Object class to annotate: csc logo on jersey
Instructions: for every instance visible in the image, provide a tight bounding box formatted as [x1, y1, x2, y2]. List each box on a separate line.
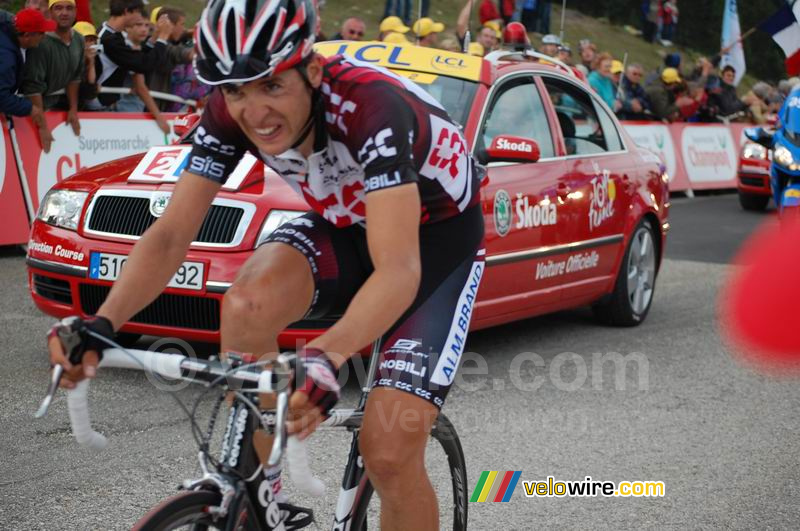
[358, 128, 398, 166]
[195, 126, 237, 157]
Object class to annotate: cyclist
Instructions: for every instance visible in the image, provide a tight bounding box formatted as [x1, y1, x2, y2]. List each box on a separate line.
[48, 0, 484, 528]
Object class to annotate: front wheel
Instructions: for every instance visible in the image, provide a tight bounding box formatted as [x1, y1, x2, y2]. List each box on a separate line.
[132, 490, 225, 531]
[351, 412, 468, 531]
[738, 191, 769, 211]
[593, 219, 658, 326]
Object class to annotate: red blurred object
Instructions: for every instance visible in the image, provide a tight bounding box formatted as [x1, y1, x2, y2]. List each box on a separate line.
[15, 7, 56, 33]
[478, 0, 500, 24]
[502, 22, 530, 51]
[75, 0, 93, 24]
[720, 218, 800, 369]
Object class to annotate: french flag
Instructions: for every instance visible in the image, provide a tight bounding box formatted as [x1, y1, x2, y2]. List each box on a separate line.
[759, 2, 800, 75]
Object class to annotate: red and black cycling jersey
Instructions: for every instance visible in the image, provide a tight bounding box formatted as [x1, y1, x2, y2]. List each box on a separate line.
[187, 55, 481, 226]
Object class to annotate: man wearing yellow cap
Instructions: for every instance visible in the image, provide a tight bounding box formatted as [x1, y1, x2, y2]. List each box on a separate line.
[413, 17, 444, 47]
[645, 67, 682, 122]
[21, 0, 84, 152]
[455, 0, 499, 54]
[378, 16, 409, 40]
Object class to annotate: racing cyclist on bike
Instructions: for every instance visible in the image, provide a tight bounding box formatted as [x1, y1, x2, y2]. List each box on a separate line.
[48, 0, 484, 528]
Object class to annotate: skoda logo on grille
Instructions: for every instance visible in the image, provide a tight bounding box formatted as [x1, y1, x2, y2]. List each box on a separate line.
[150, 192, 171, 217]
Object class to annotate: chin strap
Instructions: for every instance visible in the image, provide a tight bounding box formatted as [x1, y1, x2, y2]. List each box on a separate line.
[290, 63, 323, 150]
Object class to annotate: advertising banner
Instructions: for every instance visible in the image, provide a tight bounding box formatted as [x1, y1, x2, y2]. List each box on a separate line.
[12, 112, 179, 209]
[623, 122, 752, 192]
[0, 119, 33, 246]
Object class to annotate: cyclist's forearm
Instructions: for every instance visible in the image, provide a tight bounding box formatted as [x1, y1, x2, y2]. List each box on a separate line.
[308, 265, 420, 366]
[96, 225, 191, 330]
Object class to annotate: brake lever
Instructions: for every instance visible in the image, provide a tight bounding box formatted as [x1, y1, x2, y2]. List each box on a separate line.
[268, 354, 294, 466]
[35, 364, 64, 418]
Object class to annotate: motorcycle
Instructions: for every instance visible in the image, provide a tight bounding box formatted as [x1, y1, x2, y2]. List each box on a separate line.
[745, 89, 800, 217]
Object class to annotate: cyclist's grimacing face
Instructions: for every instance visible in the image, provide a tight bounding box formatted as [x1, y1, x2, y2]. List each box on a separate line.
[222, 57, 323, 156]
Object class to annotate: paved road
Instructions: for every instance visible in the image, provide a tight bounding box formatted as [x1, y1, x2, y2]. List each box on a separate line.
[1, 194, 797, 530]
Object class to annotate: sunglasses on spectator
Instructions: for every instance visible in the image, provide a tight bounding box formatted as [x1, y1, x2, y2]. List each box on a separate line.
[347, 31, 364, 37]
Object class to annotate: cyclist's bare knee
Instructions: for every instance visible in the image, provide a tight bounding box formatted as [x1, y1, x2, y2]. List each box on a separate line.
[359, 389, 437, 490]
[221, 243, 313, 349]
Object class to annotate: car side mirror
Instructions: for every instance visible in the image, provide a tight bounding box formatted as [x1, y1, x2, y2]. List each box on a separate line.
[173, 112, 202, 140]
[744, 127, 774, 150]
[486, 135, 540, 163]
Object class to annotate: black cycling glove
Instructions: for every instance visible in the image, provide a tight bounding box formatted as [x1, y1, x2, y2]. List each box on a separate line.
[48, 315, 115, 364]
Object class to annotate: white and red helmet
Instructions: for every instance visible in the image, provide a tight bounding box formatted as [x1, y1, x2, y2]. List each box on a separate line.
[194, 0, 318, 85]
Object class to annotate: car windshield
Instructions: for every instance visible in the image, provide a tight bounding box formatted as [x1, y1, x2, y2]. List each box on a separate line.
[400, 73, 478, 127]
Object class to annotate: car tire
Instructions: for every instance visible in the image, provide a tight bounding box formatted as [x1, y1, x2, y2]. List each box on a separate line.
[592, 219, 658, 327]
[738, 191, 769, 211]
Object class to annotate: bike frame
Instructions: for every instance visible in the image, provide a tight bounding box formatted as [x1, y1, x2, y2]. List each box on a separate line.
[207, 338, 383, 531]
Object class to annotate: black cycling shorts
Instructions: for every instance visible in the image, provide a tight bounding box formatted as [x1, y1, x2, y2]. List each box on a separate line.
[263, 205, 485, 409]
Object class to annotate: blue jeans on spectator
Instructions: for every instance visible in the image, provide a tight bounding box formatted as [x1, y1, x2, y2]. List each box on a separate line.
[384, 0, 419, 24]
[536, 0, 550, 34]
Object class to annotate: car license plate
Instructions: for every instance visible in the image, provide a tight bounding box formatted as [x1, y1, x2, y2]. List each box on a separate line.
[89, 253, 205, 291]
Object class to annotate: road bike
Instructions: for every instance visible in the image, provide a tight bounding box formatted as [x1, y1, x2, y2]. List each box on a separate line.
[37, 334, 469, 530]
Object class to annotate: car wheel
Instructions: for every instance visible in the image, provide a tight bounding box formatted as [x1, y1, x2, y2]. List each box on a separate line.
[738, 191, 769, 211]
[593, 219, 657, 327]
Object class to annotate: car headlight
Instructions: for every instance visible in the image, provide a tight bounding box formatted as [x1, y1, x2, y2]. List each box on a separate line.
[255, 209, 305, 248]
[36, 190, 88, 231]
[741, 142, 767, 160]
[774, 146, 798, 170]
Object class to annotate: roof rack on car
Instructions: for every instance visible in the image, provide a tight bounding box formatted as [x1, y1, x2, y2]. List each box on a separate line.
[484, 49, 578, 79]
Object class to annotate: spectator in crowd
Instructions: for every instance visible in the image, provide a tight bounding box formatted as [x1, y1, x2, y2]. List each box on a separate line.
[498, 0, 515, 24]
[645, 67, 682, 122]
[520, 0, 537, 33]
[114, 11, 169, 133]
[707, 64, 747, 118]
[22, 0, 84, 153]
[382, 31, 409, 44]
[24, 0, 50, 18]
[412, 17, 444, 47]
[658, 0, 678, 46]
[438, 36, 461, 52]
[588, 52, 619, 111]
[778, 78, 800, 101]
[676, 81, 706, 121]
[331, 17, 366, 41]
[72, 20, 97, 109]
[0, 8, 50, 120]
[477, 0, 500, 24]
[686, 56, 714, 86]
[557, 43, 572, 65]
[617, 63, 651, 120]
[644, 51, 680, 87]
[610, 59, 623, 86]
[378, 15, 409, 40]
[96, 0, 173, 109]
[576, 38, 596, 77]
[383, 0, 410, 26]
[456, 1, 500, 54]
[167, 60, 212, 112]
[742, 81, 774, 125]
[534, 0, 550, 34]
[539, 33, 559, 57]
[147, 6, 193, 110]
[641, 0, 659, 43]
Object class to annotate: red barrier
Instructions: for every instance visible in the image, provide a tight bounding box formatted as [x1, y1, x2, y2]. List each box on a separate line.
[0, 119, 33, 246]
[622, 121, 753, 193]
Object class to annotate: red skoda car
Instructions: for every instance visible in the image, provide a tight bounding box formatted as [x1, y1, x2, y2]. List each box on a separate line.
[27, 42, 670, 347]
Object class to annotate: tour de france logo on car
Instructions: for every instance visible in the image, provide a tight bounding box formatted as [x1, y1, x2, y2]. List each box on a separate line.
[589, 161, 616, 231]
[493, 189, 512, 237]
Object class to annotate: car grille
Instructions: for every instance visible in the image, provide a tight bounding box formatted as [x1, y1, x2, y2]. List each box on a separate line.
[86, 195, 244, 244]
[80, 284, 220, 331]
[741, 176, 765, 187]
[33, 274, 72, 304]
